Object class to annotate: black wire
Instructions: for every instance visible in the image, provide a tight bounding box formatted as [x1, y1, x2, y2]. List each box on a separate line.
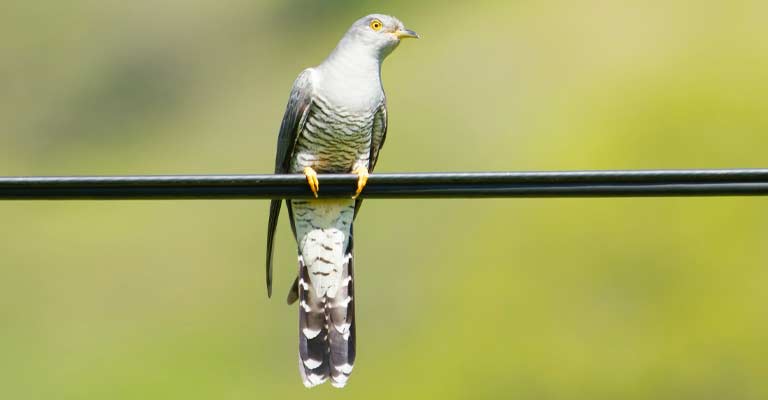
[1, 169, 768, 200]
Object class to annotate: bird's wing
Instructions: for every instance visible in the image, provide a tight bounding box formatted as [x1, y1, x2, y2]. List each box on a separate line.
[369, 101, 388, 172]
[353, 102, 388, 219]
[267, 68, 315, 297]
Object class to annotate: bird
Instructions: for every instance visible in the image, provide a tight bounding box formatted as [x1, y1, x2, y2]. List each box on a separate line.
[265, 14, 418, 388]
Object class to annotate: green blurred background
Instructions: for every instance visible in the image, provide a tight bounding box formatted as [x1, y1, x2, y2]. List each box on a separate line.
[2, 1, 767, 398]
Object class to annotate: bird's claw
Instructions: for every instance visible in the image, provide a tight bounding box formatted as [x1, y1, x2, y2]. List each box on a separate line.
[303, 167, 319, 198]
[351, 166, 369, 199]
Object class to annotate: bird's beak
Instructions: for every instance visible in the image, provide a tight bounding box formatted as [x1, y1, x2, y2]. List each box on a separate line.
[394, 28, 420, 39]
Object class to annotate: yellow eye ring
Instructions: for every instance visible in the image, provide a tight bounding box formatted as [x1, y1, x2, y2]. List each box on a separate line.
[370, 19, 383, 31]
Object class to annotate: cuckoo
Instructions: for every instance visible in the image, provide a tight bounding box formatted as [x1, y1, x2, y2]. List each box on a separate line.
[265, 14, 418, 388]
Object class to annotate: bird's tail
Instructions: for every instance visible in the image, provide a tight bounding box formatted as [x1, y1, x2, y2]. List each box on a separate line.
[297, 233, 356, 388]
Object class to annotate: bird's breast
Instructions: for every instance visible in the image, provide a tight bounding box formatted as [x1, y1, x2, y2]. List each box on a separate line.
[313, 66, 384, 113]
[291, 95, 377, 173]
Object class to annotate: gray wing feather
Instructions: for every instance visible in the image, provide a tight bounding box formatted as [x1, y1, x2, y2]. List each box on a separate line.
[266, 69, 314, 297]
[353, 102, 387, 219]
[369, 102, 388, 172]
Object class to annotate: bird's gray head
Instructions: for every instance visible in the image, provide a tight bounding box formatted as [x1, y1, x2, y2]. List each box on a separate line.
[338, 14, 419, 61]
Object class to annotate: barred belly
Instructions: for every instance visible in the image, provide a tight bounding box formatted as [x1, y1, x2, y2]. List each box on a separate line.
[291, 198, 355, 298]
[290, 96, 374, 174]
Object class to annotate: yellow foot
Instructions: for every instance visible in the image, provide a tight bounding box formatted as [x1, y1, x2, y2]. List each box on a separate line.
[351, 166, 369, 199]
[303, 167, 319, 198]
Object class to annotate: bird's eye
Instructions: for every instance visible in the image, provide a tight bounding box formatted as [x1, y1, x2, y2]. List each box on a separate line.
[370, 19, 383, 31]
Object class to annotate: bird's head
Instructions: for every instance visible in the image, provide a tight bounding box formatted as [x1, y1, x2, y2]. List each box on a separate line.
[341, 14, 419, 60]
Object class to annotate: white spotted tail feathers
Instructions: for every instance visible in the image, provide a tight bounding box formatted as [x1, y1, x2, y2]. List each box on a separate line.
[295, 233, 356, 388]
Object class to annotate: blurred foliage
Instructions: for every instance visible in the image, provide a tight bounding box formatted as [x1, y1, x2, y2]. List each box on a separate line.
[1, 1, 768, 399]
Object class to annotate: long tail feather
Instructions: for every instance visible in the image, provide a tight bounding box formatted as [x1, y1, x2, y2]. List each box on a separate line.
[298, 256, 330, 387]
[265, 199, 281, 298]
[328, 250, 355, 387]
[296, 228, 356, 388]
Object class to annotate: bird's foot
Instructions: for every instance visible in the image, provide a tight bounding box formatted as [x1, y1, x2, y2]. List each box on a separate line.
[303, 167, 319, 198]
[351, 166, 369, 199]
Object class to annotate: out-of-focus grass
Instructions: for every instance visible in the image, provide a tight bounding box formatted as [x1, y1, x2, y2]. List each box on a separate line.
[1, 1, 767, 399]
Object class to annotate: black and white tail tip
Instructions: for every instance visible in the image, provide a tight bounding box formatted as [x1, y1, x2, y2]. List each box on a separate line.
[297, 253, 356, 388]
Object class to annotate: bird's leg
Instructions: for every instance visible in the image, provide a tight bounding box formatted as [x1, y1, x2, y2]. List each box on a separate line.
[303, 167, 319, 198]
[351, 166, 369, 199]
